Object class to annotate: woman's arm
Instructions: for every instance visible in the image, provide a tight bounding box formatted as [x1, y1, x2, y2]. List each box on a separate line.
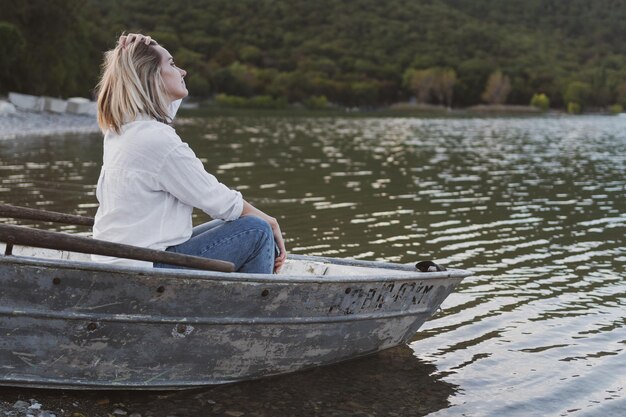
[157, 139, 285, 272]
[241, 200, 286, 273]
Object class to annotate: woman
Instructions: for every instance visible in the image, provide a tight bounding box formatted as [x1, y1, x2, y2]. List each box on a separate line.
[92, 33, 286, 273]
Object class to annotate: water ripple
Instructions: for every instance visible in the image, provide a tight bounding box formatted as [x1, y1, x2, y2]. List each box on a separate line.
[1, 115, 624, 416]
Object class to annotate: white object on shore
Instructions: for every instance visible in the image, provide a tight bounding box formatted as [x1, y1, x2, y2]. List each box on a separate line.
[180, 100, 199, 109]
[43, 97, 67, 113]
[67, 97, 96, 115]
[9, 92, 44, 111]
[0, 100, 17, 116]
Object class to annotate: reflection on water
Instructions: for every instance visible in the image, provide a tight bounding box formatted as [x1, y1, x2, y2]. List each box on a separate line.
[0, 115, 624, 416]
[0, 346, 455, 416]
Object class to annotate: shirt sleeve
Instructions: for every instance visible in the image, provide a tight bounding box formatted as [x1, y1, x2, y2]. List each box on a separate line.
[157, 142, 243, 221]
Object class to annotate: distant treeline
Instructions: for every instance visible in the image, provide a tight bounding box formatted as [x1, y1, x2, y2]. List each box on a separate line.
[2, 0, 626, 110]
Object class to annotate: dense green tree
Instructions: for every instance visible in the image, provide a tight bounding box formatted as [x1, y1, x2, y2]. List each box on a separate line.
[0, 22, 25, 91]
[564, 81, 592, 109]
[433, 68, 457, 107]
[403, 67, 456, 106]
[455, 59, 493, 107]
[530, 93, 550, 111]
[0, 0, 104, 96]
[2, 0, 626, 110]
[482, 71, 511, 105]
[403, 68, 436, 103]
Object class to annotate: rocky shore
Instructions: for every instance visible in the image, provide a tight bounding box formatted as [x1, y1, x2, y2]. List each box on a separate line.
[0, 109, 100, 140]
[0, 398, 57, 417]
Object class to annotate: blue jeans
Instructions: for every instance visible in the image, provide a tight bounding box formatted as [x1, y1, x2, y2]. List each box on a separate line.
[154, 216, 276, 273]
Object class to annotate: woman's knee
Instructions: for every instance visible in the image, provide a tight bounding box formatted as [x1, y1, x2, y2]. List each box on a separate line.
[238, 216, 273, 245]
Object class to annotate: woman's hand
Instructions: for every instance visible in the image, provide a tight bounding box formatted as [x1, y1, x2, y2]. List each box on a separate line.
[118, 33, 153, 48]
[241, 201, 287, 273]
[266, 215, 287, 273]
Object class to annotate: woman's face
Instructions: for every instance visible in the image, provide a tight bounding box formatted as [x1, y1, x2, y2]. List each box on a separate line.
[156, 45, 188, 101]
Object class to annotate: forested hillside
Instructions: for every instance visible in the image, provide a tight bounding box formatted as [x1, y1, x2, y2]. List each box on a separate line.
[1, 0, 626, 109]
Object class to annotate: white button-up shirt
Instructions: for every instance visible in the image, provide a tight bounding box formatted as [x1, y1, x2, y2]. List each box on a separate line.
[92, 101, 243, 267]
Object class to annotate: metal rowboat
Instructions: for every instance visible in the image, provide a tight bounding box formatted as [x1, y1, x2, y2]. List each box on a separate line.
[0, 205, 471, 389]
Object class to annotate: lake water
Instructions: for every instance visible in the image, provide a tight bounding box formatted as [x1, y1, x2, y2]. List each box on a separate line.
[0, 114, 624, 416]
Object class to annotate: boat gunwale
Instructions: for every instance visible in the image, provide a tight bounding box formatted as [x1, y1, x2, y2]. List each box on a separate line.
[0, 253, 472, 284]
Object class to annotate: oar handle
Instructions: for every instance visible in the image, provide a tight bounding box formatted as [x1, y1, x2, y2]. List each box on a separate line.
[0, 223, 235, 273]
[0, 203, 94, 226]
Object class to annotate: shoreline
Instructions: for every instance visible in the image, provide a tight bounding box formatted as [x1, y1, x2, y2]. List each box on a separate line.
[0, 109, 100, 141]
[1, 105, 622, 141]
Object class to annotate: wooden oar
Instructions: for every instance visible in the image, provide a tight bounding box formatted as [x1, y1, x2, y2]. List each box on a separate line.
[0, 204, 235, 273]
[0, 203, 94, 226]
[0, 224, 235, 272]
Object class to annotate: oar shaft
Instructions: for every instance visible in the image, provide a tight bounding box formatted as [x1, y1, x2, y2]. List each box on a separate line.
[0, 203, 94, 226]
[0, 224, 235, 273]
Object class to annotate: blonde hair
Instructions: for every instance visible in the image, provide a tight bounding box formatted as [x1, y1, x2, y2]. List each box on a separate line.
[96, 36, 172, 134]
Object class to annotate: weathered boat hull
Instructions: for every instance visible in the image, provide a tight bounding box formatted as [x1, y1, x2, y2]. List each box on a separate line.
[0, 251, 470, 389]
